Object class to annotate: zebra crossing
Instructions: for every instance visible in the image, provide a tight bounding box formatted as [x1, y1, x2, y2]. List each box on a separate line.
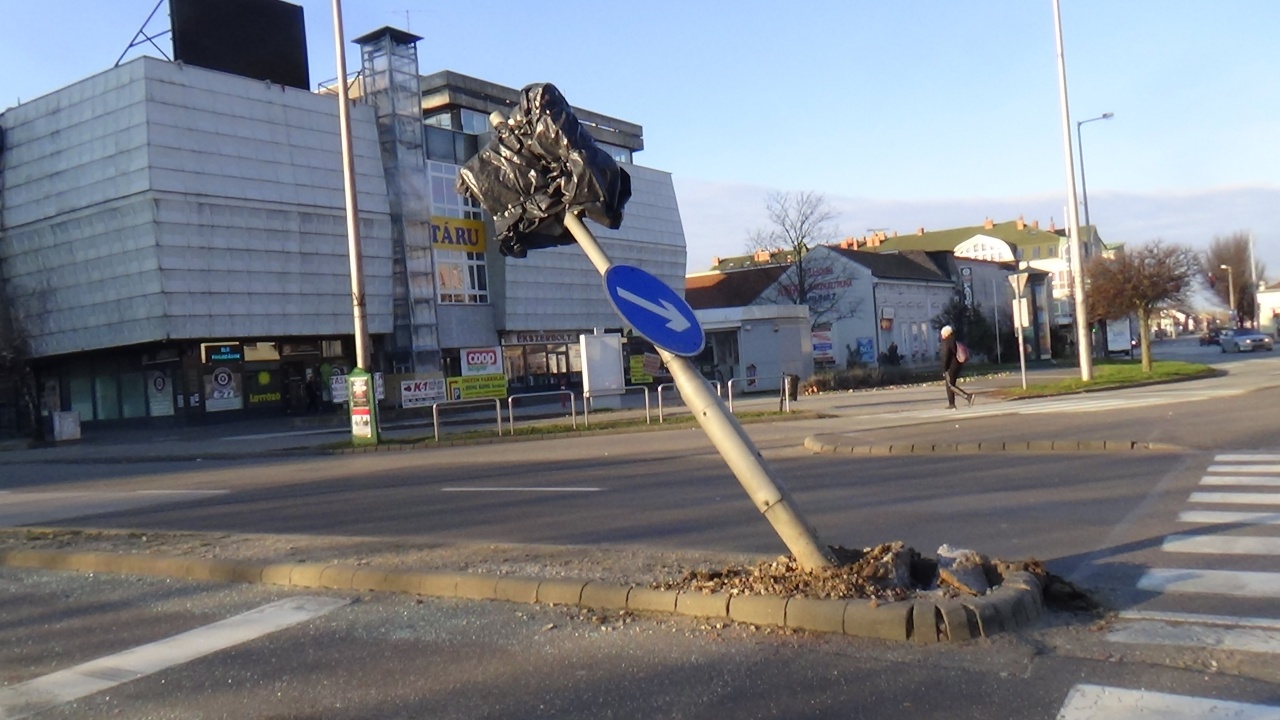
[1061, 453, 1280, 718]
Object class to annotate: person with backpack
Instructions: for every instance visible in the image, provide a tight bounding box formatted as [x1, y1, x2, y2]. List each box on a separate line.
[939, 325, 973, 409]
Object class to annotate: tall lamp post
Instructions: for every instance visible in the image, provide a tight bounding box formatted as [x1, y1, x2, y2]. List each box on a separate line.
[1220, 264, 1235, 323]
[1052, 0, 1093, 381]
[1076, 112, 1113, 230]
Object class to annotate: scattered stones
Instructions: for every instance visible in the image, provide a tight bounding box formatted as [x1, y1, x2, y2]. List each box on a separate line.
[936, 544, 990, 596]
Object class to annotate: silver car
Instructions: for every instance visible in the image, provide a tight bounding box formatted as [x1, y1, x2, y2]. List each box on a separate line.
[1221, 328, 1275, 353]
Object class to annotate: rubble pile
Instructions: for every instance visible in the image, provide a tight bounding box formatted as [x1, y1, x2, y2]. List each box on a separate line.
[653, 541, 1099, 611]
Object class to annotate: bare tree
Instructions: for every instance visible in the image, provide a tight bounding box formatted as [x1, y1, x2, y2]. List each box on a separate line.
[1086, 240, 1202, 372]
[747, 191, 862, 328]
[1206, 232, 1264, 326]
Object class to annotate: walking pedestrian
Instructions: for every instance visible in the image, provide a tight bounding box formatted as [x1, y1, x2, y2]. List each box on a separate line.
[940, 325, 973, 409]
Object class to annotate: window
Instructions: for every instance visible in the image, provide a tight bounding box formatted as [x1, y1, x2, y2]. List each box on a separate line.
[437, 251, 488, 304]
[598, 142, 632, 164]
[1032, 247, 1041, 259]
[460, 108, 490, 135]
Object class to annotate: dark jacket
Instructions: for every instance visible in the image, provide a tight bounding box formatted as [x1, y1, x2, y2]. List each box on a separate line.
[940, 335, 960, 373]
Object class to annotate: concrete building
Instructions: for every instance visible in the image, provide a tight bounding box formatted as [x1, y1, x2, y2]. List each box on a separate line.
[0, 28, 686, 432]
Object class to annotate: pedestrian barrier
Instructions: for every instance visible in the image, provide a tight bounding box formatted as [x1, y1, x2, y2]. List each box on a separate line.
[727, 375, 793, 413]
[657, 380, 721, 423]
[432, 398, 503, 441]
[507, 390, 577, 431]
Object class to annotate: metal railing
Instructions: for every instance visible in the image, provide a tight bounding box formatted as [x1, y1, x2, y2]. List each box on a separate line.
[507, 390, 577, 431]
[582, 385, 651, 427]
[727, 375, 793, 413]
[431, 398, 503, 441]
[657, 380, 721, 423]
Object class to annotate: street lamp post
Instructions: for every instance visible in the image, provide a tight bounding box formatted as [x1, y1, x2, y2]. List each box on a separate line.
[1076, 112, 1113, 230]
[1052, 0, 1093, 381]
[1220, 264, 1235, 322]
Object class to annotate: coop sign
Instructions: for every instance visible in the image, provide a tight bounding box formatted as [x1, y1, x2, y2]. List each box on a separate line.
[430, 217, 487, 252]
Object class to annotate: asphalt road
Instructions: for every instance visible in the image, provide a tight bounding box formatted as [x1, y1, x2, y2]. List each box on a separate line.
[2, 336, 1279, 718]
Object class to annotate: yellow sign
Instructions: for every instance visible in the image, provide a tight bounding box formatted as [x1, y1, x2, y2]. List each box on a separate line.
[628, 355, 652, 384]
[446, 373, 508, 400]
[430, 217, 486, 252]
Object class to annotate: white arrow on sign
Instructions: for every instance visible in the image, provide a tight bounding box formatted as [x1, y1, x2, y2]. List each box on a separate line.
[616, 287, 692, 332]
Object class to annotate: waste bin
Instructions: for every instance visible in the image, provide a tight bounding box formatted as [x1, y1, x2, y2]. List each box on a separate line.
[785, 374, 800, 401]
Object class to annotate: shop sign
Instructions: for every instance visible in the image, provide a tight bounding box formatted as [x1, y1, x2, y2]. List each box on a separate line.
[446, 373, 508, 400]
[462, 346, 503, 376]
[430, 217, 487, 252]
[207, 344, 243, 363]
[502, 331, 583, 345]
[401, 378, 446, 408]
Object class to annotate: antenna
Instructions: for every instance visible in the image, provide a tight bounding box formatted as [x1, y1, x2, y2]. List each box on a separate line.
[115, 0, 172, 67]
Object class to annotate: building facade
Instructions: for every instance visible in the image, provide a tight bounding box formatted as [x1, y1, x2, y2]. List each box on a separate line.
[0, 30, 687, 432]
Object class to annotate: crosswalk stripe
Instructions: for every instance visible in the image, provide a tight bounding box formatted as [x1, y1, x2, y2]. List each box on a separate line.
[1118, 610, 1280, 630]
[1163, 534, 1280, 555]
[1208, 464, 1280, 474]
[1189, 491, 1280, 505]
[0, 596, 348, 720]
[1201, 476, 1280, 487]
[1216, 454, 1280, 462]
[1180, 510, 1280, 525]
[1108, 621, 1280, 656]
[1137, 568, 1280, 598]
[1057, 684, 1280, 719]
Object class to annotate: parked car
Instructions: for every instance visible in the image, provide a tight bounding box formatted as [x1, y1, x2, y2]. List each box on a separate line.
[1199, 329, 1222, 346]
[1221, 328, 1275, 353]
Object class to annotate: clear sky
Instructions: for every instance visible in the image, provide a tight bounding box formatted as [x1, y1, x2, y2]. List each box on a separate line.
[3, 1, 1277, 276]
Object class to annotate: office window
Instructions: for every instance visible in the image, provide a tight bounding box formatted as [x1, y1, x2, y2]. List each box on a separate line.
[437, 251, 488, 304]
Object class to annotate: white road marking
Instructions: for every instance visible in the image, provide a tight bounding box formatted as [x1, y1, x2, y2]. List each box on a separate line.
[0, 596, 347, 720]
[1208, 464, 1280, 474]
[440, 487, 602, 492]
[1215, 454, 1280, 462]
[0, 491, 229, 527]
[1108, 620, 1280, 655]
[1189, 491, 1280, 505]
[1201, 475, 1280, 486]
[1056, 683, 1280, 719]
[1180, 510, 1280, 525]
[1137, 568, 1280, 598]
[1163, 533, 1280, 556]
[1118, 610, 1280, 631]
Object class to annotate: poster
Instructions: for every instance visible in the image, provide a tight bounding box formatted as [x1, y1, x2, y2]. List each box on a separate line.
[401, 378, 446, 408]
[203, 367, 242, 412]
[445, 373, 508, 400]
[146, 370, 175, 416]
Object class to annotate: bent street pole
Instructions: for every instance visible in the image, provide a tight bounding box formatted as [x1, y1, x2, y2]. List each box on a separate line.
[332, 0, 371, 371]
[563, 213, 835, 570]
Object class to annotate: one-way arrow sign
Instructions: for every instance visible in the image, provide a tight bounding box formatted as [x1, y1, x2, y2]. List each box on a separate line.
[603, 264, 704, 356]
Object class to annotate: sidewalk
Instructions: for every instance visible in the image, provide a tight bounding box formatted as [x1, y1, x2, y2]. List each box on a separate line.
[0, 363, 1079, 464]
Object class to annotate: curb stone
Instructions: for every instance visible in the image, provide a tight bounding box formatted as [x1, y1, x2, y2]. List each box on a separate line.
[0, 549, 1046, 643]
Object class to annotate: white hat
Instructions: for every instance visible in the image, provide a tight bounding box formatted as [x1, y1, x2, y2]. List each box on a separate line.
[941, 325, 954, 338]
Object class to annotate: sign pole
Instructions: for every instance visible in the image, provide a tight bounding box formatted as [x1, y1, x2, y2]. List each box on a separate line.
[1009, 272, 1029, 390]
[563, 213, 835, 570]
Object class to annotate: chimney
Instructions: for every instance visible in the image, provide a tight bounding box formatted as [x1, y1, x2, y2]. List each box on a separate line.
[892, 230, 898, 237]
[754, 249, 771, 262]
[711, 256, 721, 266]
[868, 235, 881, 248]
[1016, 216, 1025, 230]
[1031, 219, 1040, 229]
[983, 217, 995, 230]
[1048, 218, 1057, 232]
[917, 227, 925, 236]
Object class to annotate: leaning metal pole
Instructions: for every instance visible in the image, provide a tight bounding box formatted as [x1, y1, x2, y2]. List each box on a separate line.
[562, 212, 835, 570]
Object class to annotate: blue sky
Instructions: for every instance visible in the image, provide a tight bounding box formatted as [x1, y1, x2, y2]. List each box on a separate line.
[3, 1, 1277, 276]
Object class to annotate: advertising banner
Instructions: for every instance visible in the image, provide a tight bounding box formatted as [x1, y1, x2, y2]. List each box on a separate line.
[146, 370, 175, 417]
[628, 355, 652, 384]
[446, 373, 508, 400]
[203, 367, 242, 412]
[811, 330, 834, 363]
[401, 378, 447, 408]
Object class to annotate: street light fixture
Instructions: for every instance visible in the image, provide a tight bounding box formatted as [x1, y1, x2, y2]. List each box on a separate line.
[1220, 264, 1235, 320]
[1076, 112, 1113, 230]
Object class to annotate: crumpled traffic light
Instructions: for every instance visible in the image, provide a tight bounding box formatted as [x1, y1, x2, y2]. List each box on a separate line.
[456, 83, 632, 258]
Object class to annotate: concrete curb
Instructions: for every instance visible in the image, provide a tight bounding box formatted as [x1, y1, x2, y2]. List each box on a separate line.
[0, 548, 1045, 643]
[804, 435, 1186, 455]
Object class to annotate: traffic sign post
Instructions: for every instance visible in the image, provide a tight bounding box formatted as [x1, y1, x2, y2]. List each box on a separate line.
[564, 212, 834, 570]
[1008, 272, 1030, 390]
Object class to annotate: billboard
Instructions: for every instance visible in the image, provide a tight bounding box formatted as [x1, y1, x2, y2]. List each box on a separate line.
[170, 0, 310, 91]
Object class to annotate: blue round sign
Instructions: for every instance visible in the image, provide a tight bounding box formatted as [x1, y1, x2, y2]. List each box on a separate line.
[603, 265, 704, 356]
